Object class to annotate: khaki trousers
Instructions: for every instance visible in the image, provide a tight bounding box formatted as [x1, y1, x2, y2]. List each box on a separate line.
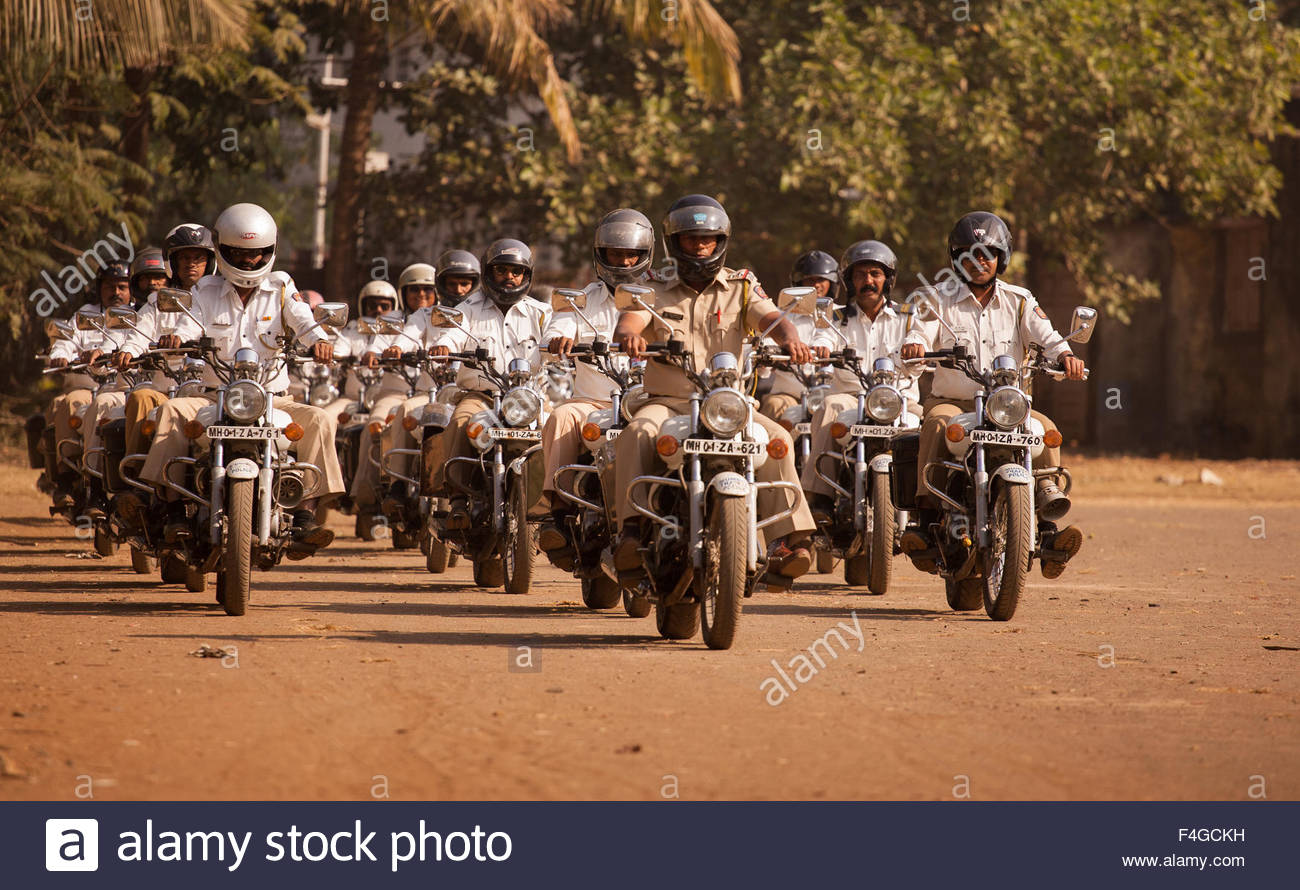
[83, 390, 126, 459]
[141, 394, 344, 501]
[916, 397, 1062, 501]
[421, 393, 492, 494]
[798, 392, 859, 497]
[50, 389, 92, 453]
[125, 389, 169, 455]
[613, 396, 815, 545]
[758, 391, 799, 424]
[351, 392, 408, 509]
[541, 398, 606, 498]
[386, 394, 436, 479]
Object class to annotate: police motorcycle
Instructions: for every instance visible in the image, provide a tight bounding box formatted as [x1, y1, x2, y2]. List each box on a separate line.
[331, 325, 387, 529]
[618, 284, 810, 650]
[544, 288, 650, 611]
[37, 312, 109, 527]
[899, 299, 1096, 620]
[418, 306, 548, 593]
[802, 297, 920, 595]
[131, 287, 349, 615]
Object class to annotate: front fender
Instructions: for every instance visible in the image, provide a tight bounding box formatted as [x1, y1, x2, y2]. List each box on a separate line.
[869, 453, 892, 473]
[992, 463, 1032, 485]
[708, 471, 749, 497]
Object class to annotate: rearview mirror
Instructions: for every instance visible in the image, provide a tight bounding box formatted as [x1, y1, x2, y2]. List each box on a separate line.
[106, 306, 139, 329]
[75, 306, 104, 331]
[155, 287, 193, 313]
[313, 302, 349, 329]
[778, 286, 818, 317]
[902, 290, 940, 321]
[356, 316, 378, 336]
[551, 288, 587, 312]
[425, 306, 463, 329]
[1065, 305, 1097, 344]
[613, 283, 654, 312]
[44, 319, 74, 342]
[814, 296, 836, 329]
[376, 311, 406, 336]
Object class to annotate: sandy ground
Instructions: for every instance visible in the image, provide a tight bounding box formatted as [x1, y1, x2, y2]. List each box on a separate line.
[0, 455, 1296, 801]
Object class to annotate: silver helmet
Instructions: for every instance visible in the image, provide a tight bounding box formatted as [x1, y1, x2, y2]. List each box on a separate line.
[593, 208, 653, 290]
[213, 203, 277, 288]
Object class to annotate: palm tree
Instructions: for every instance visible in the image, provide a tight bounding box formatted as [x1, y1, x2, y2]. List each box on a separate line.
[321, 0, 741, 299]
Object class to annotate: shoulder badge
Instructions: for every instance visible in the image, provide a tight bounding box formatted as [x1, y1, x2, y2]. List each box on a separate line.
[1033, 306, 1048, 320]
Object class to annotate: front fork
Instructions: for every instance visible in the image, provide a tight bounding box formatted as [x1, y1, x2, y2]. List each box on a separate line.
[492, 444, 506, 535]
[209, 392, 227, 546]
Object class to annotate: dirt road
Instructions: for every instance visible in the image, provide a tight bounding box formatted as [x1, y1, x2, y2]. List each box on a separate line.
[1, 457, 1297, 801]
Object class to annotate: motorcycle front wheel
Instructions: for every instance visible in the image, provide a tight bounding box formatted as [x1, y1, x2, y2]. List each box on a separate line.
[623, 587, 651, 618]
[655, 601, 699, 640]
[426, 533, 451, 574]
[867, 470, 895, 596]
[502, 478, 535, 595]
[219, 476, 254, 616]
[129, 545, 154, 574]
[581, 575, 622, 610]
[93, 522, 116, 557]
[699, 496, 746, 650]
[983, 482, 1032, 621]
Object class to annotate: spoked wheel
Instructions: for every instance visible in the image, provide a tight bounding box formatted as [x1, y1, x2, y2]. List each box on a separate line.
[699, 496, 747, 650]
[129, 546, 154, 574]
[473, 556, 505, 588]
[654, 600, 699, 640]
[945, 577, 983, 611]
[221, 476, 254, 616]
[982, 482, 1033, 621]
[502, 478, 535, 595]
[867, 471, 895, 596]
[581, 575, 622, 610]
[623, 587, 651, 618]
[93, 522, 116, 557]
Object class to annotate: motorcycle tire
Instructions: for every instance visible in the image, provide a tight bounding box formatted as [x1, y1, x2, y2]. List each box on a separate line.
[867, 470, 895, 596]
[93, 522, 116, 558]
[815, 550, 837, 574]
[945, 577, 983, 611]
[129, 546, 154, 575]
[426, 535, 451, 574]
[655, 601, 700, 641]
[983, 482, 1033, 621]
[448, 552, 460, 568]
[160, 553, 187, 584]
[221, 476, 254, 616]
[473, 556, 505, 589]
[391, 526, 419, 551]
[623, 588, 651, 618]
[502, 479, 535, 595]
[185, 566, 206, 593]
[581, 575, 622, 610]
[700, 496, 746, 650]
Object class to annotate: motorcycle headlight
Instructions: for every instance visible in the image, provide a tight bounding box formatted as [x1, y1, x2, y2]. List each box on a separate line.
[225, 380, 267, 423]
[501, 387, 542, 427]
[804, 384, 829, 414]
[865, 385, 903, 424]
[308, 381, 337, 408]
[986, 386, 1030, 429]
[621, 384, 649, 423]
[701, 388, 748, 437]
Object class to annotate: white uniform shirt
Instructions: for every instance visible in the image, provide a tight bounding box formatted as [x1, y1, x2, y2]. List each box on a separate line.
[905, 280, 1070, 401]
[540, 281, 626, 402]
[429, 292, 552, 392]
[766, 313, 818, 398]
[50, 313, 130, 391]
[367, 306, 439, 396]
[813, 300, 926, 404]
[156, 271, 324, 394]
[121, 290, 191, 390]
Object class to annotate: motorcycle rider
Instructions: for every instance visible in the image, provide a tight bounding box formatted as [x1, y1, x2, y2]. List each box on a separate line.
[611, 194, 817, 579]
[137, 202, 344, 553]
[379, 250, 484, 491]
[902, 211, 1086, 578]
[44, 260, 132, 507]
[129, 248, 169, 306]
[757, 249, 836, 422]
[537, 208, 652, 562]
[418, 239, 551, 527]
[398, 262, 438, 315]
[800, 240, 928, 523]
[346, 278, 406, 533]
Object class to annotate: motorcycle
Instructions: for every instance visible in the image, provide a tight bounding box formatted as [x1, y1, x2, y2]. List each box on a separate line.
[805, 296, 920, 594]
[139, 287, 348, 615]
[898, 300, 1096, 620]
[545, 287, 647, 611]
[420, 305, 547, 594]
[617, 284, 811, 650]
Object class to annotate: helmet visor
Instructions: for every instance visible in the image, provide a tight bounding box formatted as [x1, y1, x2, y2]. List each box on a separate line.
[663, 205, 730, 238]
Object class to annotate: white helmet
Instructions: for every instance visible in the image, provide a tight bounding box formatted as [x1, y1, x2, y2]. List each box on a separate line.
[358, 279, 398, 317]
[213, 202, 277, 288]
[398, 263, 437, 291]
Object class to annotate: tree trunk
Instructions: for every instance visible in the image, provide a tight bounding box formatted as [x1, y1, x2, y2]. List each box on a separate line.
[122, 66, 155, 193]
[324, 12, 387, 302]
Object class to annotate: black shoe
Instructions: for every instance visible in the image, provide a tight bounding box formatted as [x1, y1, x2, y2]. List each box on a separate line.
[538, 511, 571, 552]
[808, 493, 835, 526]
[292, 509, 335, 550]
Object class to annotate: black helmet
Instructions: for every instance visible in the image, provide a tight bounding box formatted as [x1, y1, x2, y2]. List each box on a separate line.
[948, 211, 1012, 278]
[480, 239, 534, 307]
[95, 260, 130, 290]
[163, 223, 217, 279]
[790, 249, 839, 288]
[662, 194, 730, 281]
[130, 247, 168, 302]
[435, 249, 481, 306]
[593, 208, 654, 290]
[839, 240, 898, 302]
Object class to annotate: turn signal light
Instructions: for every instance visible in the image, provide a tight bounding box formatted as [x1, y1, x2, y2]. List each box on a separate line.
[466, 422, 485, 440]
[402, 416, 418, 432]
[830, 421, 849, 440]
[655, 435, 679, 457]
[141, 419, 157, 438]
[581, 422, 603, 442]
[385, 412, 396, 424]
[1043, 429, 1063, 448]
[338, 411, 352, 424]
[69, 415, 83, 430]
[284, 422, 305, 442]
[766, 438, 789, 460]
[183, 420, 205, 440]
[945, 423, 965, 443]
[367, 421, 384, 439]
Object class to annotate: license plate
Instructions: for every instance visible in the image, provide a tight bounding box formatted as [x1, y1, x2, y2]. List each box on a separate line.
[969, 429, 1042, 447]
[794, 423, 811, 436]
[606, 428, 622, 441]
[683, 438, 762, 456]
[849, 424, 897, 438]
[206, 426, 280, 440]
[488, 428, 542, 441]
